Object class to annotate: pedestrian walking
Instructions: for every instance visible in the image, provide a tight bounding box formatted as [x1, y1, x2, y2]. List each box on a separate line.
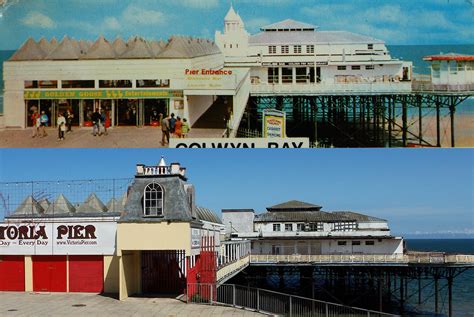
[31, 110, 40, 138]
[174, 116, 183, 138]
[169, 113, 176, 134]
[181, 118, 190, 138]
[39, 111, 49, 137]
[161, 115, 170, 146]
[100, 108, 108, 135]
[65, 109, 74, 133]
[57, 112, 66, 141]
[91, 108, 101, 136]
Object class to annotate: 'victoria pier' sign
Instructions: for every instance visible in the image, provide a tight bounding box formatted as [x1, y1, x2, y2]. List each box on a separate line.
[0, 222, 116, 255]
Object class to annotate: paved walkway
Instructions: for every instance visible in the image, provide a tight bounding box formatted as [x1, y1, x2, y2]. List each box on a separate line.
[0, 127, 225, 148]
[0, 292, 264, 316]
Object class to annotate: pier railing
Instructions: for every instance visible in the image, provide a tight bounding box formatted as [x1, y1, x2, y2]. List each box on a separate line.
[186, 283, 397, 317]
[250, 253, 474, 265]
[250, 82, 412, 95]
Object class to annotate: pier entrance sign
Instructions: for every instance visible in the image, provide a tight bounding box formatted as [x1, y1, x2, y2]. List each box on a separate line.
[263, 109, 286, 138]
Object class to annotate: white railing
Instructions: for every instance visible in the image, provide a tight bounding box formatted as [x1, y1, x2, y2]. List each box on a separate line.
[136, 165, 171, 176]
[250, 82, 412, 95]
[187, 283, 397, 316]
[216, 255, 250, 282]
[250, 253, 474, 265]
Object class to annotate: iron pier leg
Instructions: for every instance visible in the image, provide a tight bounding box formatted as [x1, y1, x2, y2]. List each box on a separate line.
[388, 98, 392, 147]
[402, 96, 407, 147]
[436, 98, 441, 147]
[448, 275, 453, 317]
[378, 274, 383, 312]
[435, 275, 439, 314]
[400, 274, 404, 314]
[418, 96, 423, 145]
[450, 97, 455, 148]
[418, 276, 422, 304]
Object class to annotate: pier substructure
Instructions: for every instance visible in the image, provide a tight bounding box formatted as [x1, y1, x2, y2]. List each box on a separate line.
[228, 264, 471, 316]
[240, 93, 471, 147]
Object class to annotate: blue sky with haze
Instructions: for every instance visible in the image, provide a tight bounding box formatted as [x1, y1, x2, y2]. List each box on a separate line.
[0, 0, 473, 50]
[0, 149, 473, 237]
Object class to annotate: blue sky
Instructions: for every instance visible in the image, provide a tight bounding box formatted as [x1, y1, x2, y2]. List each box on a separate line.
[0, 0, 473, 50]
[0, 149, 473, 237]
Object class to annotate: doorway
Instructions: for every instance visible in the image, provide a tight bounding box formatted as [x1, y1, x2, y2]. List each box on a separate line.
[115, 100, 138, 126]
[141, 250, 186, 295]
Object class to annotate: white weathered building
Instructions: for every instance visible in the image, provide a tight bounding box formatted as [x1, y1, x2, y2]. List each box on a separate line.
[423, 53, 474, 91]
[222, 200, 404, 255]
[215, 6, 412, 94]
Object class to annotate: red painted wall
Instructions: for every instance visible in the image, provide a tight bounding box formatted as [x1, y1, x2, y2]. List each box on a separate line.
[0, 255, 25, 291]
[32, 255, 67, 292]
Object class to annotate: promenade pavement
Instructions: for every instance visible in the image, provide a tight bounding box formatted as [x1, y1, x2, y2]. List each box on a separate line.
[0, 292, 264, 316]
[0, 127, 225, 148]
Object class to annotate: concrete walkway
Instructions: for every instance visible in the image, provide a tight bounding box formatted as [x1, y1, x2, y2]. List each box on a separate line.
[0, 292, 264, 316]
[0, 127, 225, 148]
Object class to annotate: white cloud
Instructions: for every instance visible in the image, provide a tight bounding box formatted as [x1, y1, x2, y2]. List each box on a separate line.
[21, 11, 56, 29]
[103, 17, 120, 31]
[179, 0, 219, 8]
[122, 5, 166, 26]
[246, 17, 271, 31]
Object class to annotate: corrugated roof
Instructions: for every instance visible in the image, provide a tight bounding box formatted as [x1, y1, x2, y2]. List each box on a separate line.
[38, 198, 50, 211]
[120, 36, 154, 59]
[267, 200, 322, 211]
[82, 36, 117, 59]
[261, 19, 317, 31]
[158, 36, 220, 59]
[222, 209, 255, 213]
[423, 53, 474, 61]
[46, 36, 82, 60]
[76, 193, 107, 213]
[13, 196, 44, 215]
[45, 193, 76, 214]
[196, 206, 222, 224]
[112, 37, 127, 55]
[255, 211, 347, 222]
[9, 35, 220, 61]
[9, 37, 47, 61]
[333, 211, 386, 222]
[250, 30, 384, 45]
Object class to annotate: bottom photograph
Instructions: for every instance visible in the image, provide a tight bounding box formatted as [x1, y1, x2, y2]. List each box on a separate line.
[0, 149, 472, 317]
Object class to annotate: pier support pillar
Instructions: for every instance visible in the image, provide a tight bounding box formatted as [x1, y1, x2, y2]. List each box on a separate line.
[418, 95, 423, 145]
[402, 96, 407, 147]
[434, 275, 439, 314]
[449, 97, 455, 148]
[448, 275, 453, 317]
[436, 98, 441, 147]
[400, 274, 404, 313]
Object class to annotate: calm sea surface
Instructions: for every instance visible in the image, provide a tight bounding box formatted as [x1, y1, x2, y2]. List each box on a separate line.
[1, 45, 473, 114]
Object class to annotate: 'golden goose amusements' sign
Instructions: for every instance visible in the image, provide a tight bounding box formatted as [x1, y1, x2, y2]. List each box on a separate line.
[0, 222, 116, 255]
[24, 90, 183, 100]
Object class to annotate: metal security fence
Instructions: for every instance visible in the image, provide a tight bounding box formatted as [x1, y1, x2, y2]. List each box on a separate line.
[0, 178, 133, 219]
[187, 283, 397, 317]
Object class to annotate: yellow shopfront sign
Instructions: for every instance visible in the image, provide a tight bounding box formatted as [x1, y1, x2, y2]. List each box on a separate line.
[24, 89, 183, 100]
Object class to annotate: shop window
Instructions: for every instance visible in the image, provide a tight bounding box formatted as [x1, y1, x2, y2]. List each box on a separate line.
[273, 224, 281, 232]
[62, 80, 95, 89]
[352, 66, 361, 70]
[143, 183, 164, 216]
[99, 80, 133, 88]
[137, 79, 170, 88]
[296, 68, 307, 83]
[306, 45, 314, 54]
[296, 223, 305, 231]
[25, 81, 39, 89]
[285, 224, 293, 231]
[269, 46, 277, 54]
[337, 66, 347, 71]
[268, 67, 279, 84]
[282, 67, 292, 83]
[365, 65, 375, 70]
[338, 241, 347, 246]
[352, 241, 361, 246]
[365, 241, 375, 246]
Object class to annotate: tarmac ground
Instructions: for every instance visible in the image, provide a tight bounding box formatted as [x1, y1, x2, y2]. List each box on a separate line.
[0, 292, 264, 316]
[0, 126, 225, 148]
